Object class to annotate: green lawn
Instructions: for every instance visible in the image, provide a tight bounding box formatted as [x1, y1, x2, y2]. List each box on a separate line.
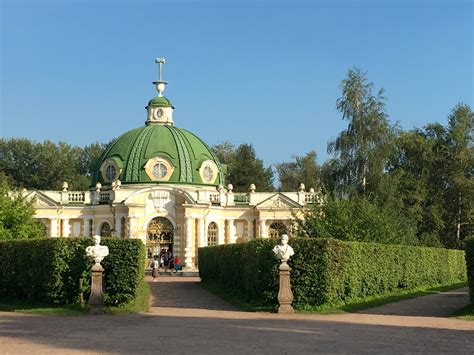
[451, 304, 474, 321]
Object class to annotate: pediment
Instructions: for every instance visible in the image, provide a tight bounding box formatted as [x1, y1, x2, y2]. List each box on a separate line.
[26, 191, 59, 207]
[256, 193, 302, 209]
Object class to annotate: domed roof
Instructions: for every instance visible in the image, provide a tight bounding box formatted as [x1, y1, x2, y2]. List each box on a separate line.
[147, 96, 173, 108]
[91, 125, 225, 187]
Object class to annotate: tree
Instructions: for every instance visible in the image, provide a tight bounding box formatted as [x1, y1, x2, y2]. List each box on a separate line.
[328, 67, 394, 196]
[444, 104, 474, 244]
[0, 138, 108, 191]
[294, 196, 417, 246]
[78, 142, 109, 177]
[0, 173, 45, 240]
[276, 150, 320, 191]
[212, 142, 275, 192]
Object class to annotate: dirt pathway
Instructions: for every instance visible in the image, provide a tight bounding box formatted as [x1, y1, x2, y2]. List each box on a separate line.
[358, 287, 470, 317]
[0, 276, 472, 354]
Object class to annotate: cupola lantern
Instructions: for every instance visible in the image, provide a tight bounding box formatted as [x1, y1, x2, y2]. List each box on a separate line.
[146, 57, 175, 126]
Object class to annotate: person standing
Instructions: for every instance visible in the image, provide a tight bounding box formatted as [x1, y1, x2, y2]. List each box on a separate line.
[173, 256, 181, 273]
[151, 257, 159, 282]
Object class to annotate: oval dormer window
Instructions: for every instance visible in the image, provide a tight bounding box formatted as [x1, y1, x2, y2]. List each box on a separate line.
[105, 164, 117, 181]
[199, 160, 218, 184]
[145, 157, 174, 182]
[152, 162, 168, 180]
[100, 158, 122, 183]
[203, 165, 214, 182]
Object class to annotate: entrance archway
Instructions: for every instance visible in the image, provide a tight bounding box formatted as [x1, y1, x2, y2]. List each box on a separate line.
[146, 217, 174, 261]
[268, 221, 287, 239]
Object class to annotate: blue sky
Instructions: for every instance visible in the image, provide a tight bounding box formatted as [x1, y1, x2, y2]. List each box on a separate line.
[1, 0, 472, 168]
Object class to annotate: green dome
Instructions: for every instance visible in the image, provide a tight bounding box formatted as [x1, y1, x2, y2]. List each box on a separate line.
[92, 125, 225, 186]
[147, 96, 173, 108]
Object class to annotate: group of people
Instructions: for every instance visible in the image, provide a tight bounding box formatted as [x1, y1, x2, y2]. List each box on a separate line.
[151, 251, 182, 281]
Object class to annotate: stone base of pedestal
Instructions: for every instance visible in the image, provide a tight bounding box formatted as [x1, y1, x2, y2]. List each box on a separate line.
[89, 263, 105, 314]
[278, 304, 295, 314]
[277, 261, 294, 314]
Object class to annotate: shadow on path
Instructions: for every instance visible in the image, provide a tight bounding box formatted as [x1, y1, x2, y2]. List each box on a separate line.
[358, 287, 470, 317]
[148, 275, 238, 311]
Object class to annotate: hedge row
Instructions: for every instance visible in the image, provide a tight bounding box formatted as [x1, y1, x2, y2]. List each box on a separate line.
[0, 237, 146, 306]
[465, 237, 474, 303]
[198, 238, 467, 308]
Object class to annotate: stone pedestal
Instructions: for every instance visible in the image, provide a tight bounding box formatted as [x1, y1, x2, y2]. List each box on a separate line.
[89, 263, 105, 314]
[277, 261, 294, 314]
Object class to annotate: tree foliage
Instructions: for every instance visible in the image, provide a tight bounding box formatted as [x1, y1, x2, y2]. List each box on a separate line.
[212, 142, 274, 192]
[328, 67, 394, 196]
[0, 138, 107, 190]
[276, 150, 320, 191]
[0, 173, 45, 240]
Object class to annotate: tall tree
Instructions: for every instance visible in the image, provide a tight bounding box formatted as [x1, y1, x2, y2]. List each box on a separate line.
[276, 150, 320, 191]
[0, 173, 45, 240]
[328, 67, 393, 195]
[445, 104, 474, 244]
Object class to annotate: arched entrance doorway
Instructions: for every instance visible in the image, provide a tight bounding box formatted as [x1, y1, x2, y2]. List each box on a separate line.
[146, 217, 174, 262]
[268, 221, 287, 239]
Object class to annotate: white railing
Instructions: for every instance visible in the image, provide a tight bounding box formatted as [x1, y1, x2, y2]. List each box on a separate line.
[68, 192, 85, 202]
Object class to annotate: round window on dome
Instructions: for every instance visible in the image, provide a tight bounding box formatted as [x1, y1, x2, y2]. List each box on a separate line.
[100, 158, 122, 183]
[152, 162, 168, 179]
[105, 164, 117, 181]
[203, 166, 214, 182]
[199, 160, 218, 184]
[145, 157, 174, 182]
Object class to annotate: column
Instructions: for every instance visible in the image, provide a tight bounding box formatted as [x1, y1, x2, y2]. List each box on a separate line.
[247, 219, 254, 240]
[114, 216, 122, 238]
[259, 218, 267, 238]
[62, 218, 70, 238]
[198, 218, 206, 247]
[226, 219, 236, 244]
[128, 217, 136, 238]
[217, 220, 225, 245]
[50, 218, 58, 238]
[83, 218, 91, 237]
[184, 216, 194, 268]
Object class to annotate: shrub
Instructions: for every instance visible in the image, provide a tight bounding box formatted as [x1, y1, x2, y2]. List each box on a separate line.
[295, 198, 418, 246]
[465, 237, 474, 303]
[0, 237, 145, 307]
[199, 238, 466, 309]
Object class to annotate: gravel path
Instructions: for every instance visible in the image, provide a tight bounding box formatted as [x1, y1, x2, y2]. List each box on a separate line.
[0, 276, 472, 354]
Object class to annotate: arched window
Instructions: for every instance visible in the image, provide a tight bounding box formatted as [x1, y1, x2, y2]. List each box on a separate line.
[268, 222, 287, 239]
[207, 222, 218, 246]
[100, 222, 111, 237]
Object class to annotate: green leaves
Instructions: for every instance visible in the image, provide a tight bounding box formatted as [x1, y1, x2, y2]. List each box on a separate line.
[0, 238, 145, 307]
[212, 142, 274, 192]
[198, 238, 466, 309]
[0, 174, 45, 240]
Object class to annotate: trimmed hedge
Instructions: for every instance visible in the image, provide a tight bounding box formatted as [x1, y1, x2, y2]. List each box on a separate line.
[199, 238, 467, 308]
[465, 237, 474, 303]
[0, 237, 145, 306]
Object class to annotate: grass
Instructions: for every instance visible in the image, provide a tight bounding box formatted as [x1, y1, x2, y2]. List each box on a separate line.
[451, 304, 474, 321]
[0, 281, 150, 315]
[201, 281, 468, 314]
[105, 280, 150, 314]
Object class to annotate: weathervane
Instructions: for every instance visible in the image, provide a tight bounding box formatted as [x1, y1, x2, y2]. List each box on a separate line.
[153, 57, 167, 97]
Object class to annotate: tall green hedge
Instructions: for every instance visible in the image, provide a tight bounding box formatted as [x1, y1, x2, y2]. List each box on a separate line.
[199, 238, 467, 308]
[465, 237, 474, 303]
[0, 237, 145, 306]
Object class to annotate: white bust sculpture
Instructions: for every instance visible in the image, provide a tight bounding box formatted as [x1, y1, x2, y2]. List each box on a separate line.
[86, 235, 109, 265]
[273, 234, 294, 262]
